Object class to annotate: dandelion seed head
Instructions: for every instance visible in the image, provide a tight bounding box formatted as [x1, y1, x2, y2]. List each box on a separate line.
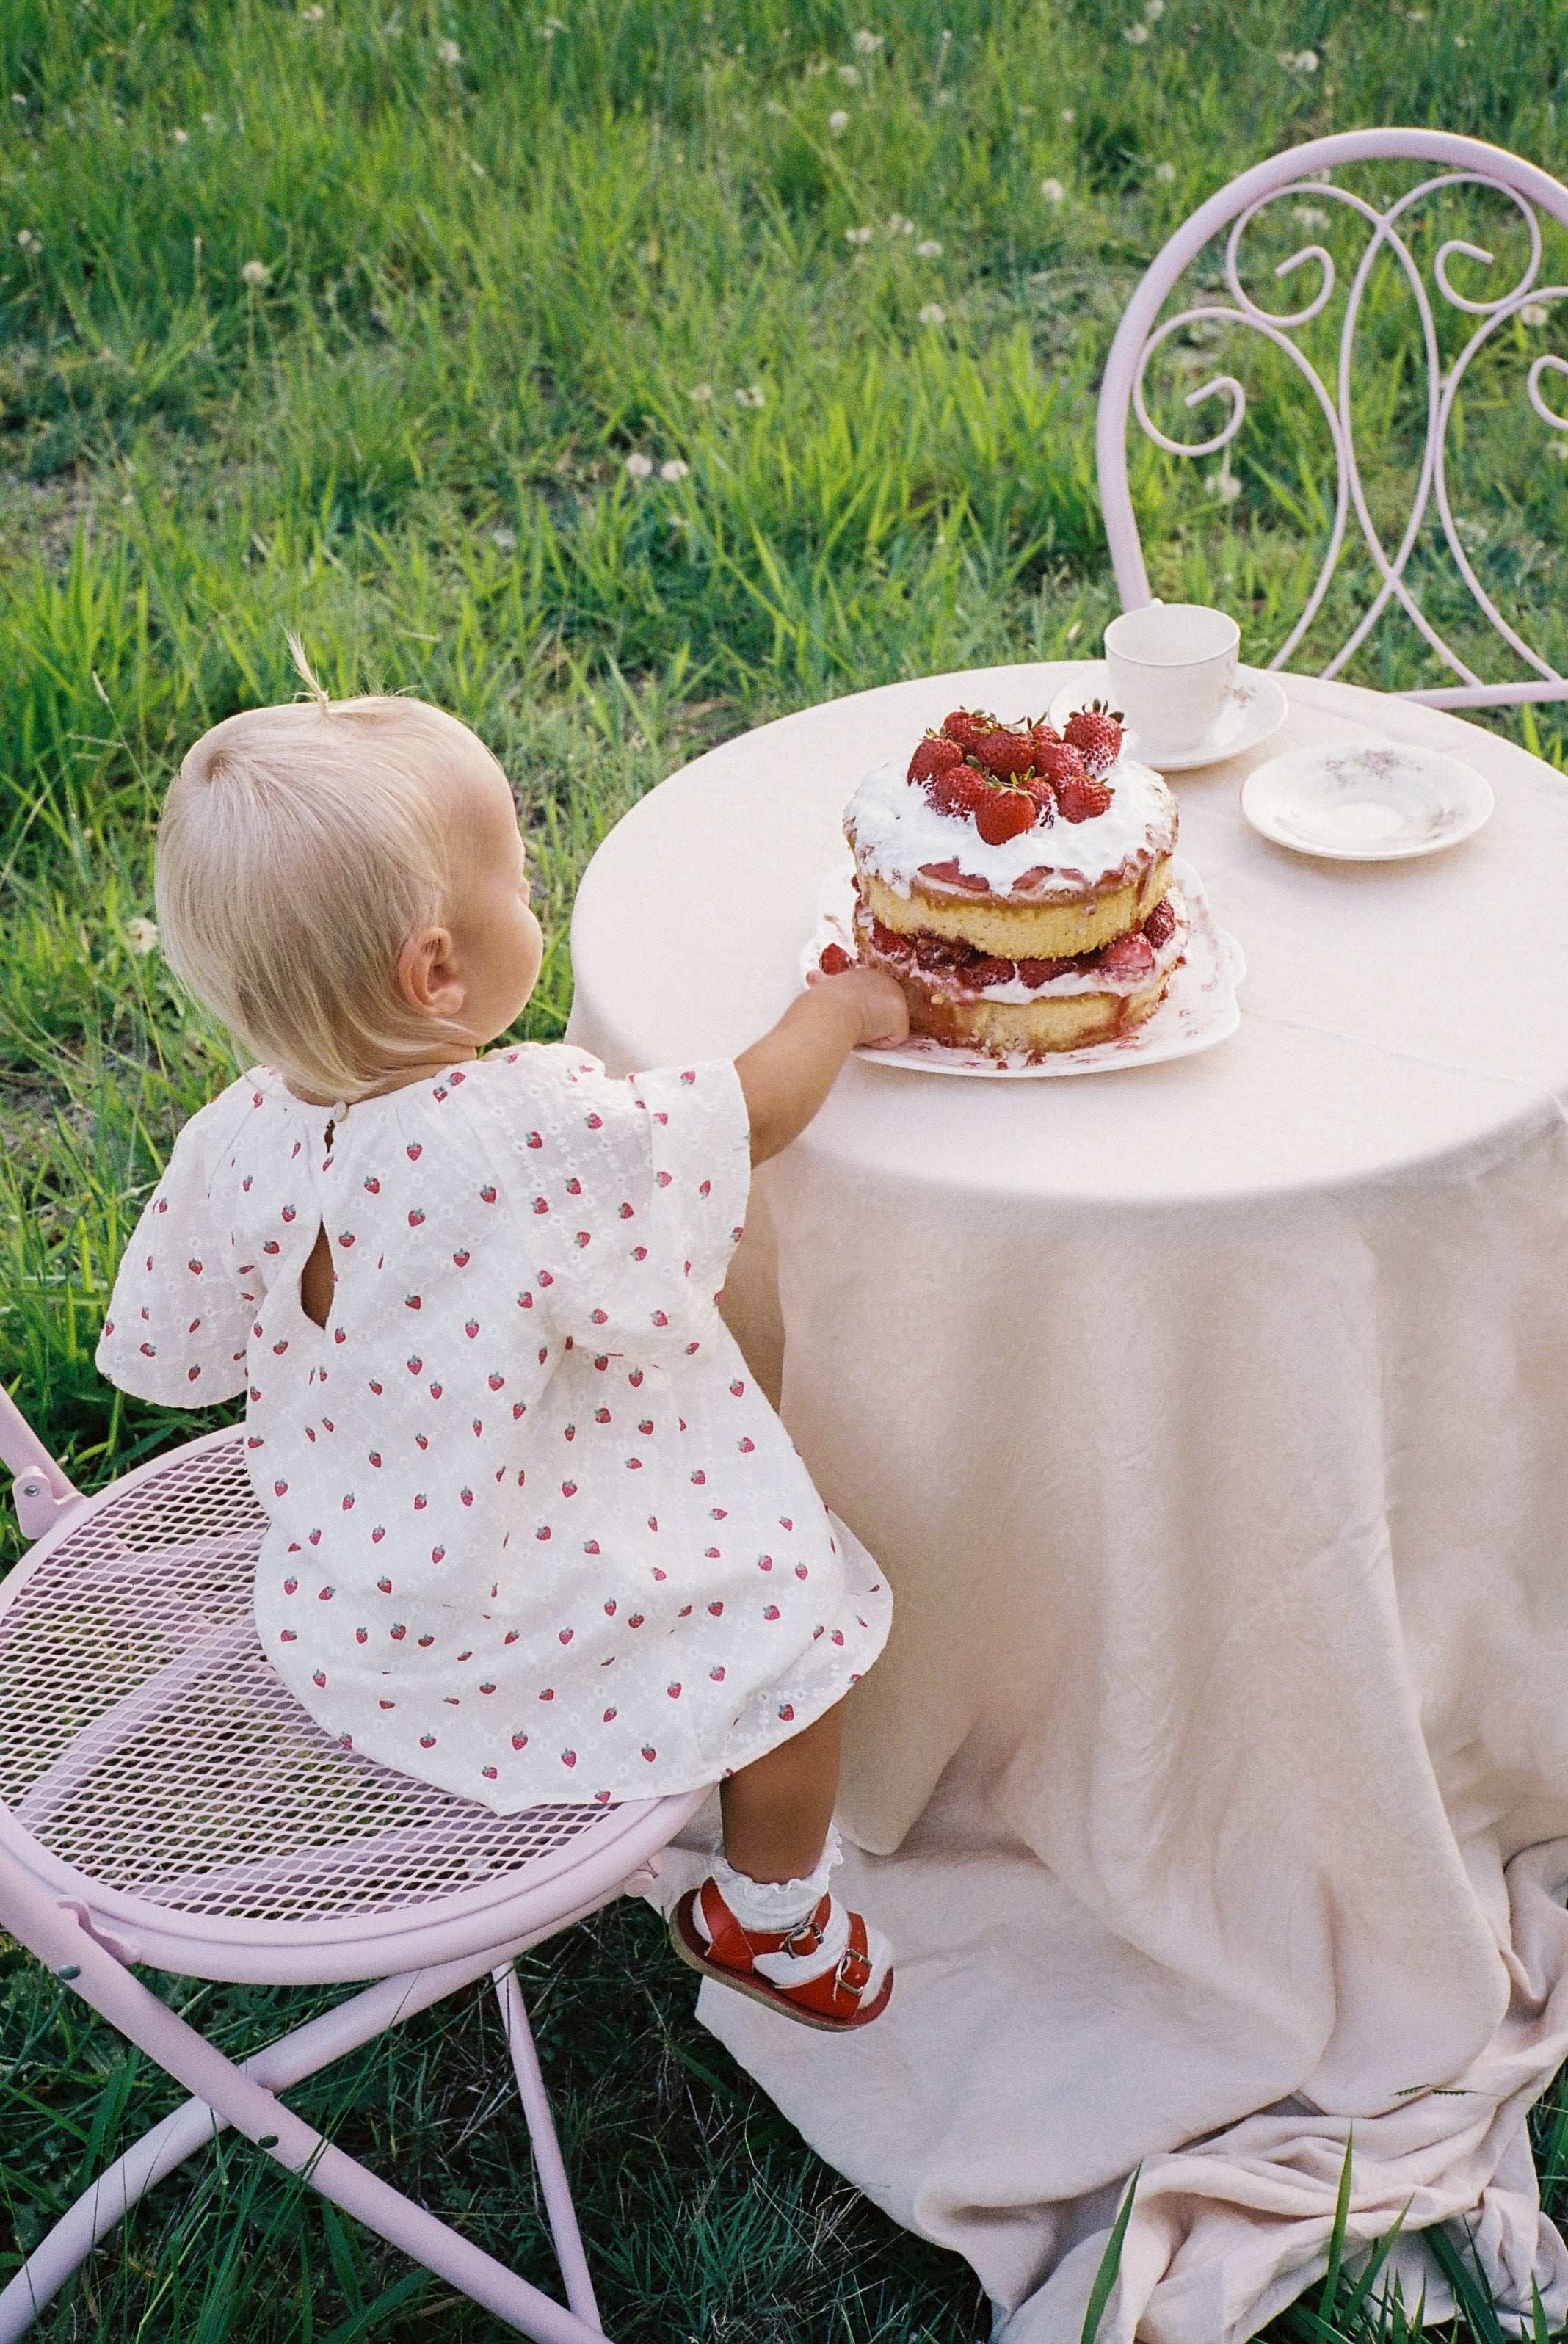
[915, 237, 943, 257]
[1522, 303, 1551, 328]
[241, 258, 270, 285]
[918, 301, 946, 325]
[828, 108, 851, 133]
[492, 527, 518, 553]
[624, 452, 654, 479]
[660, 458, 690, 481]
[1040, 177, 1064, 203]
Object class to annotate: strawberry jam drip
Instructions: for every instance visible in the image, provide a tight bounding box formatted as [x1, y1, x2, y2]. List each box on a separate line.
[860, 904, 1173, 995]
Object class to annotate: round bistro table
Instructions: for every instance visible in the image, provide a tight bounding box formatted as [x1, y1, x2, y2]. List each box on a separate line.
[566, 665, 1568, 2344]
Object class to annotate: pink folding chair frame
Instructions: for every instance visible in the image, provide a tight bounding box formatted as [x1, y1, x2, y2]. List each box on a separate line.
[0, 1386, 710, 2342]
[1095, 128, 1568, 710]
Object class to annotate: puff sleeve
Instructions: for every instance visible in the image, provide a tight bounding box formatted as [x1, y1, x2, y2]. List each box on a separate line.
[95, 1089, 256, 1407]
[480, 1048, 752, 1360]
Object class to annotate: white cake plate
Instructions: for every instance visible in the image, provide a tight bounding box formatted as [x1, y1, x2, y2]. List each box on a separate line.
[1047, 664, 1288, 772]
[1240, 740, 1495, 861]
[800, 856, 1244, 1080]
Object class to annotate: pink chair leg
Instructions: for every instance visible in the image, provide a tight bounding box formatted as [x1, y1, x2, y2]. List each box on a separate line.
[0, 1864, 611, 2344]
[0, 1945, 511, 2343]
[493, 1964, 603, 2333]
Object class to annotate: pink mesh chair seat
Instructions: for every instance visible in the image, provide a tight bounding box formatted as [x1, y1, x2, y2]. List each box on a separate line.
[0, 1401, 709, 2343]
[1096, 128, 1568, 709]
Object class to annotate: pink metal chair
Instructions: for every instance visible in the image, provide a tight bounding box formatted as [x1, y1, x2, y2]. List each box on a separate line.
[0, 1387, 710, 2342]
[1096, 128, 1568, 710]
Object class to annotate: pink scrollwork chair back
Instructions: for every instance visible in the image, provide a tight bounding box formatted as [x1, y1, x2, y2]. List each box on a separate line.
[1096, 128, 1568, 710]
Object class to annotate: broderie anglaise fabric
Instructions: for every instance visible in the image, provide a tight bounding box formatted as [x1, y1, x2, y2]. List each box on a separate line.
[98, 1048, 890, 1810]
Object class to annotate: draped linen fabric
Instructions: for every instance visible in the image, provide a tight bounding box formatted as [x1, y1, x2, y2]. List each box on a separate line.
[567, 666, 1568, 2340]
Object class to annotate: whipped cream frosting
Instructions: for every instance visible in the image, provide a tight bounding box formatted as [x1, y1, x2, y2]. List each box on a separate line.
[845, 752, 1177, 901]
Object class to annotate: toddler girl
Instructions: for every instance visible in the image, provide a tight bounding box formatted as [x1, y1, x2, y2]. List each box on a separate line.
[97, 667, 910, 2031]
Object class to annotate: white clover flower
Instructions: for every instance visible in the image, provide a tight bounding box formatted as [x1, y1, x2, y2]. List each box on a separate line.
[1155, 160, 1175, 183]
[1554, 438, 1568, 460]
[918, 301, 945, 324]
[886, 211, 911, 233]
[1453, 32, 1468, 45]
[173, 126, 189, 144]
[736, 384, 766, 407]
[1124, 21, 1150, 43]
[1060, 106, 1075, 122]
[1281, 47, 1318, 70]
[845, 225, 874, 245]
[660, 458, 690, 481]
[241, 258, 270, 285]
[854, 28, 882, 52]
[1205, 463, 1241, 503]
[1040, 177, 1064, 203]
[624, 451, 654, 479]
[687, 382, 713, 402]
[915, 237, 943, 257]
[303, 3, 325, 18]
[838, 62, 860, 84]
[1145, 0, 1165, 15]
[15, 228, 40, 250]
[10, 92, 25, 106]
[828, 107, 851, 133]
[126, 918, 160, 957]
[493, 526, 518, 552]
[201, 111, 217, 128]
[436, 36, 461, 63]
[1293, 204, 1328, 226]
[764, 98, 787, 115]
[1522, 303, 1551, 327]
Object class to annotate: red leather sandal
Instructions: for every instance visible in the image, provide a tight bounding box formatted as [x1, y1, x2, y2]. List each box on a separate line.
[669, 1876, 894, 2032]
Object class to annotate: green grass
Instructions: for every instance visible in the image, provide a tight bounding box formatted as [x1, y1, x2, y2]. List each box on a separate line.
[6, 0, 1568, 2334]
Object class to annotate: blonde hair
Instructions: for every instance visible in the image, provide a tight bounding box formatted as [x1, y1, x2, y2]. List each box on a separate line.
[156, 647, 506, 1102]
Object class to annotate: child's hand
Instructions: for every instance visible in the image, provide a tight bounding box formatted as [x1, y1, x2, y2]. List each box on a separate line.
[803, 964, 910, 1049]
[737, 965, 911, 1164]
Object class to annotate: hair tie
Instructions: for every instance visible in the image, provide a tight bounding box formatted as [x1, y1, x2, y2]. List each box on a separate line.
[286, 631, 332, 712]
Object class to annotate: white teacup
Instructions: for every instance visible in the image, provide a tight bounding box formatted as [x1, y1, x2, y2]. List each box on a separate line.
[1103, 604, 1241, 755]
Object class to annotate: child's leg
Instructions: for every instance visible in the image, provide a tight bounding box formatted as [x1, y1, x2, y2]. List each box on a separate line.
[668, 1697, 893, 2031]
[718, 1699, 843, 1882]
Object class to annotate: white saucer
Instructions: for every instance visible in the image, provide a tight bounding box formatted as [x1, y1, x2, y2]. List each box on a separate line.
[1240, 740, 1494, 862]
[801, 857, 1244, 1079]
[1048, 665, 1288, 772]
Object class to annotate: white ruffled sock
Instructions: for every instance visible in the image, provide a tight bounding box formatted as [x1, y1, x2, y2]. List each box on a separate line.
[711, 1824, 842, 1933]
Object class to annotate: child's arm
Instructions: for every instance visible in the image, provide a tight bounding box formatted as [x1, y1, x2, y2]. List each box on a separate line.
[736, 968, 909, 1165]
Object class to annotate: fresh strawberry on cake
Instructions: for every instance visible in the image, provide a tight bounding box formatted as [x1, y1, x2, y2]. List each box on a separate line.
[831, 703, 1184, 1059]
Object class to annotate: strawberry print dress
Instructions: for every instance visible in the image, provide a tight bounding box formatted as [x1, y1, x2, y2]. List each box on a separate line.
[97, 1048, 890, 1810]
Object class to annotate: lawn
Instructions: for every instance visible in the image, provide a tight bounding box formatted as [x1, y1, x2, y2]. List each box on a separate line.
[5, 0, 1568, 2336]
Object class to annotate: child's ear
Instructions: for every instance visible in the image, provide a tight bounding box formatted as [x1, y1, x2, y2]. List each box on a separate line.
[396, 926, 465, 1020]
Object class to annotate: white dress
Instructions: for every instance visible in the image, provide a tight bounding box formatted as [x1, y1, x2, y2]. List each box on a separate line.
[98, 1048, 891, 1810]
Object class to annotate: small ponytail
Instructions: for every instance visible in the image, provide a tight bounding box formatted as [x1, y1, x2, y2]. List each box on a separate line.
[287, 631, 332, 712]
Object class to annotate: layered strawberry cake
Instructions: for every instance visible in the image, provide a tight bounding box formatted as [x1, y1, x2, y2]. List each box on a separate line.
[826, 703, 1184, 1057]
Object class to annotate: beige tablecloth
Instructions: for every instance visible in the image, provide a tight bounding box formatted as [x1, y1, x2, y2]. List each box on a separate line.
[567, 666, 1568, 2342]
